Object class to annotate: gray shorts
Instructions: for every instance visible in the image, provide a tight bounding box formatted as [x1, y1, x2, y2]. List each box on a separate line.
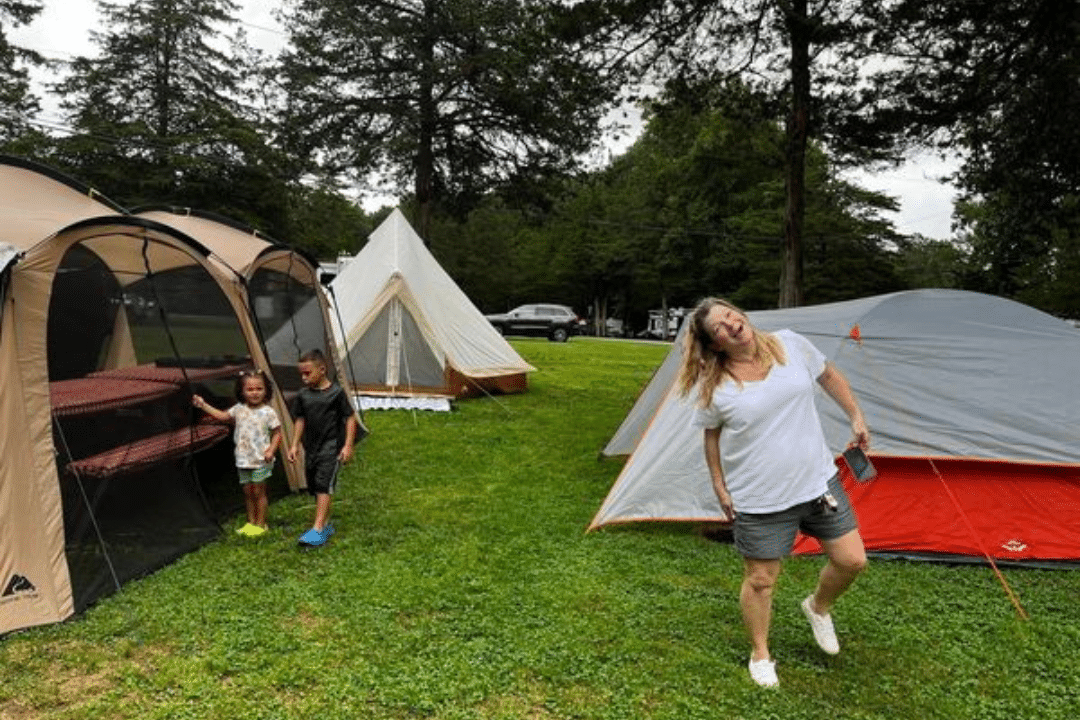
[733, 474, 858, 560]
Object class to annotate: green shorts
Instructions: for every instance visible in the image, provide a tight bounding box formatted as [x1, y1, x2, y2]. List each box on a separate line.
[238, 464, 273, 485]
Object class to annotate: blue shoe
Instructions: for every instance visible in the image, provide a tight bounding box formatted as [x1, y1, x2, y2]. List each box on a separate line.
[298, 524, 334, 547]
[298, 527, 323, 546]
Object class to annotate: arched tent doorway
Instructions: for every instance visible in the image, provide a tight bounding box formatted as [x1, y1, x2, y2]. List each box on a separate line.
[134, 207, 361, 490]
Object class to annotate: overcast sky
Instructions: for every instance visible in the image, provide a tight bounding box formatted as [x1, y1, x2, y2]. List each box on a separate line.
[12, 0, 959, 239]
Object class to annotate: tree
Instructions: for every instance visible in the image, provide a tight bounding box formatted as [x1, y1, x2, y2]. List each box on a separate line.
[426, 198, 533, 312]
[891, 235, 968, 290]
[594, 0, 896, 307]
[866, 0, 1080, 317]
[276, 0, 625, 239]
[0, 1, 45, 152]
[797, 165, 905, 305]
[281, 182, 374, 261]
[50, 0, 290, 230]
[507, 78, 903, 329]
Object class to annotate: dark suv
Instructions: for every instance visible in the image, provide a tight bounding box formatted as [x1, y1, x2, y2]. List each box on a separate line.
[485, 304, 584, 342]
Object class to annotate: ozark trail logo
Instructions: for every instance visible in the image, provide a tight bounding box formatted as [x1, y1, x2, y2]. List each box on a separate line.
[2, 573, 37, 597]
[1001, 539, 1028, 553]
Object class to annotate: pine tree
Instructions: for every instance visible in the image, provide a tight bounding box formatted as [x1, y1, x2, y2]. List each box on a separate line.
[52, 0, 285, 223]
[277, 0, 624, 239]
[0, 0, 45, 151]
[592, 0, 893, 307]
[868, 0, 1080, 317]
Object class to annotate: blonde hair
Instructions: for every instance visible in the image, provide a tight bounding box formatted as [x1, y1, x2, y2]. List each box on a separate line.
[676, 297, 787, 408]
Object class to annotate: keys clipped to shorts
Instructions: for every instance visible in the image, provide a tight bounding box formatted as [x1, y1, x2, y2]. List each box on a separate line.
[818, 492, 839, 513]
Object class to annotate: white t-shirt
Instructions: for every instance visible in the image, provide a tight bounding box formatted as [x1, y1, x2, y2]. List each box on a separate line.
[228, 403, 282, 469]
[692, 329, 836, 514]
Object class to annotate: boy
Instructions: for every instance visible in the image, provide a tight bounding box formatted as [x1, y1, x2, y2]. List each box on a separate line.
[286, 349, 360, 547]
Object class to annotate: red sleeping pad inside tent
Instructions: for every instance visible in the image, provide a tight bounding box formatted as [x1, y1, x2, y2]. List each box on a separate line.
[89, 363, 251, 385]
[65, 423, 230, 479]
[794, 457, 1080, 563]
[50, 377, 179, 417]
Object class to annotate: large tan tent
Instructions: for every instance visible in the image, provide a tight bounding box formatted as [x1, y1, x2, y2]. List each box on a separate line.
[328, 208, 535, 399]
[0, 157, 301, 635]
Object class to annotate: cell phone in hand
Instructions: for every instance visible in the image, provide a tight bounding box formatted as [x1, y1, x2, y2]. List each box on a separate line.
[842, 446, 877, 482]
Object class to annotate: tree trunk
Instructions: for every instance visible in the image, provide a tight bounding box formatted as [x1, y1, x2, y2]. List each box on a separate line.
[415, 0, 437, 243]
[779, 0, 810, 308]
[153, 4, 176, 180]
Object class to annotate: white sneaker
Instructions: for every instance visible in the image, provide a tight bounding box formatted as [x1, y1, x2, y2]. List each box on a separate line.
[748, 657, 779, 687]
[801, 595, 840, 655]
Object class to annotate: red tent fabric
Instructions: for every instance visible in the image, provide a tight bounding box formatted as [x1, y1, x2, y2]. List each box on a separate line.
[794, 458, 1080, 565]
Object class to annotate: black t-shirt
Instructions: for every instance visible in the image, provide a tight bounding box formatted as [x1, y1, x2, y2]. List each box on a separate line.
[290, 382, 354, 459]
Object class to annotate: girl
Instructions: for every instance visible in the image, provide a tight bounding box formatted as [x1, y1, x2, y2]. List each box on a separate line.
[193, 370, 282, 537]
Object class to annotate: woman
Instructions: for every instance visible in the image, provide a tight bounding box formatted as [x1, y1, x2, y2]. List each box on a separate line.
[677, 297, 869, 688]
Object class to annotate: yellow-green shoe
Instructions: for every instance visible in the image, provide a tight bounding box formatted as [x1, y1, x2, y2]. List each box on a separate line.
[247, 525, 268, 537]
[236, 523, 258, 536]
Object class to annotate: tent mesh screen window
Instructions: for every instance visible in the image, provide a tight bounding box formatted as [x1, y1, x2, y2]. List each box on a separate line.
[48, 241, 251, 612]
[249, 268, 334, 400]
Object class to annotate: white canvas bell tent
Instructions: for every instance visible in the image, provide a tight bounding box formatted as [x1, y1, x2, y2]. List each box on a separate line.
[327, 208, 535, 400]
[592, 289, 1080, 566]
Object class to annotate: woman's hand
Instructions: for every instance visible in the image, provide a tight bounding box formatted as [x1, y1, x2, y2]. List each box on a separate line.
[716, 487, 735, 522]
[703, 426, 734, 521]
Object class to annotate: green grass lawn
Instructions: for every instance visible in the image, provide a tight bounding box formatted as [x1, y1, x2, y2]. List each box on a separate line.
[3, 337, 1079, 719]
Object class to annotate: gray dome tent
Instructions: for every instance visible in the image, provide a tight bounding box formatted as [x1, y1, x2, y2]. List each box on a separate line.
[593, 290, 1080, 566]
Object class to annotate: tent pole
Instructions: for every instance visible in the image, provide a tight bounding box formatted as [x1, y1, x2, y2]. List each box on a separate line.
[51, 415, 122, 594]
[325, 283, 367, 426]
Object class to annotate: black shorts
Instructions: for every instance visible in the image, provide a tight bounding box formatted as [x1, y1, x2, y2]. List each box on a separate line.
[733, 474, 858, 560]
[305, 454, 341, 496]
